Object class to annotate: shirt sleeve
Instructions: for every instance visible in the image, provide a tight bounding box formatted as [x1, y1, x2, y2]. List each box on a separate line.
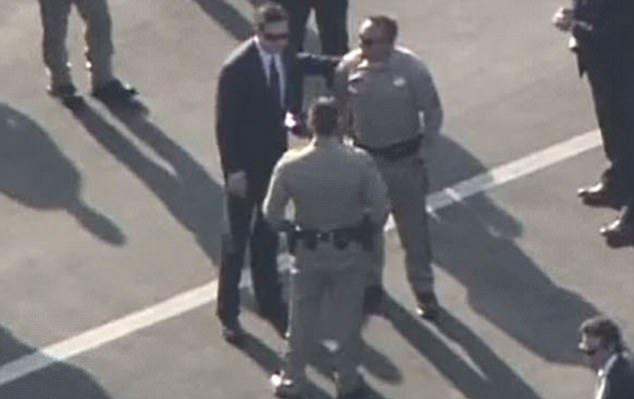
[409, 57, 444, 138]
[263, 157, 292, 229]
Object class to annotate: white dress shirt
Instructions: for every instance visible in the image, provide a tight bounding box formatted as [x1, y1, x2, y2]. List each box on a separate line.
[596, 353, 619, 399]
[254, 36, 286, 106]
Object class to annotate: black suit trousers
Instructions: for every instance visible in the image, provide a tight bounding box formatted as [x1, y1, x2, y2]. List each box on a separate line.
[216, 191, 284, 324]
[276, 0, 349, 55]
[583, 50, 634, 195]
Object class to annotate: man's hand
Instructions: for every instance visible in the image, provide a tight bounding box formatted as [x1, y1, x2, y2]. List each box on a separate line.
[226, 171, 248, 198]
[552, 6, 574, 32]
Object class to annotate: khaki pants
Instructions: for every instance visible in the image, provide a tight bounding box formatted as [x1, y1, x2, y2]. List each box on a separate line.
[284, 243, 367, 395]
[38, 0, 114, 88]
[368, 155, 434, 296]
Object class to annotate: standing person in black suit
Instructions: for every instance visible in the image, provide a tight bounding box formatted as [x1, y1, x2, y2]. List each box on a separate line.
[215, 2, 338, 346]
[553, 0, 634, 247]
[250, 0, 349, 55]
[578, 316, 634, 399]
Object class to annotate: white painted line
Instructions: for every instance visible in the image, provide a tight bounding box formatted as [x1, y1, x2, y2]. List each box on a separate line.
[0, 129, 601, 386]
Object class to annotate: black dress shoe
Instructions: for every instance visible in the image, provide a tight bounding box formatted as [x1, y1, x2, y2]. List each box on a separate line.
[47, 83, 85, 108]
[221, 320, 246, 346]
[270, 372, 303, 398]
[577, 181, 625, 208]
[415, 292, 440, 321]
[600, 218, 634, 248]
[92, 79, 138, 102]
[363, 285, 384, 315]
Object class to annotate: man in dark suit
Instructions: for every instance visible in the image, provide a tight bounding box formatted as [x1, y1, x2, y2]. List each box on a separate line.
[215, 2, 338, 345]
[553, 0, 634, 247]
[251, 0, 349, 55]
[578, 316, 634, 399]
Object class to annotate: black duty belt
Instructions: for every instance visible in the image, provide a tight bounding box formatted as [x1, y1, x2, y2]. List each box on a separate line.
[355, 135, 422, 161]
[284, 216, 375, 253]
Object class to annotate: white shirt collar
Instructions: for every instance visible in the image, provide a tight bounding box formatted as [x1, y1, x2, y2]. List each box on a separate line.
[598, 353, 619, 379]
[254, 37, 283, 78]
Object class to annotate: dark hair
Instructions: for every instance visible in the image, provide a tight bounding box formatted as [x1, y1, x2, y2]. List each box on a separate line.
[253, 2, 288, 32]
[308, 97, 339, 137]
[580, 316, 624, 352]
[365, 15, 398, 43]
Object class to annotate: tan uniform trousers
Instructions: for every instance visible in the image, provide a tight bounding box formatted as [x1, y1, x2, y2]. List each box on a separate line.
[368, 155, 434, 296]
[38, 0, 115, 88]
[285, 242, 367, 395]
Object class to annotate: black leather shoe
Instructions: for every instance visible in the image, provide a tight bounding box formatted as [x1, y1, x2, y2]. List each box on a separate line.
[600, 218, 634, 248]
[221, 319, 246, 346]
[270, 372, 303, 399]
[92, 79, 138, 102]
[47, 83, 84, 108]
[415, 292, 440, 321]
[577, 181, 625, 208]
[363, 286, 384, 315]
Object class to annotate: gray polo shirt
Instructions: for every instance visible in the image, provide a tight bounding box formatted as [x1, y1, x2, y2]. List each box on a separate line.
[334, 47, 443, 149]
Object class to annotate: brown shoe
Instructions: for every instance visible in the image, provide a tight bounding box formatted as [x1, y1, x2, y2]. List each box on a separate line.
[577, 181, 625, 208]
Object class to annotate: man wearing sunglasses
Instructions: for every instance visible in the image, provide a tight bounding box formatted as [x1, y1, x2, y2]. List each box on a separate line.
[215, 2, 338, 346]
[334, 15, 444, 320]
[578, 316, 634, 399]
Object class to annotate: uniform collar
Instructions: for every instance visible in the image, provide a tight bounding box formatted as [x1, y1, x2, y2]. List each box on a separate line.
[311, 136, 342, 148]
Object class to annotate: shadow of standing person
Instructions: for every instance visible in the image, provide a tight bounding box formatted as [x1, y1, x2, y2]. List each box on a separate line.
[0, 103, 124, 245]
[0, 325, 113, 399]
[68, 102, 225, 264]
[381, 295, 541, 399]
[427, 134, 599, 366]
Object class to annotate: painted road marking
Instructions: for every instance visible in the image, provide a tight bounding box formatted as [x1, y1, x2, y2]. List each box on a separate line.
[0, 129, 601, 387]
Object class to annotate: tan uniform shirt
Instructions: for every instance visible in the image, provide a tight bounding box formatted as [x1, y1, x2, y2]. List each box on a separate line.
[263, 137, 389, 232]
[334, 47, 443, 148]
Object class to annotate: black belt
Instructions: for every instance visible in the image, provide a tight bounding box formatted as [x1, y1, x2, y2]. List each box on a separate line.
[284, 216, 375, 253]
[355, 135, 422, 161]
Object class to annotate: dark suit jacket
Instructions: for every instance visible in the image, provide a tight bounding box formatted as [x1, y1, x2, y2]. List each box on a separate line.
[215, 38, 338, 198]
[601, 353, 634, 399]
[572, 0, 634, 74]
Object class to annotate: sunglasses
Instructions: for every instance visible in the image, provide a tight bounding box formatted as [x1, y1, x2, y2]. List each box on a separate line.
[359, 36, 388, 47]
[579, 347, 599, 356]
[263, 32, 290, 41]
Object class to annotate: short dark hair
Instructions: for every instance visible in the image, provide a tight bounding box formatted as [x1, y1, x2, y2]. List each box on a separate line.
[308, 97, 340, 137]
[580, 316, 624, 352]
[253, 2, 288, 32]
[365, 15, 398, 43]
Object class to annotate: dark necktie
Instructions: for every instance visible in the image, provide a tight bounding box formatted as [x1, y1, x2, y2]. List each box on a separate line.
[269, 56, 281, 108]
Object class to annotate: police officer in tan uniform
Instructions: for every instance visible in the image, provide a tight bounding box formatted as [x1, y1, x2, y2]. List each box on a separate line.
[334, 15, 444, 319]
[263, 97, 389, 399]
[38, 0, 137, 102]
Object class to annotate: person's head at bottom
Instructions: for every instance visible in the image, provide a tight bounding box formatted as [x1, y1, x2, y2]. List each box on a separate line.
[578, 315, 626, 371]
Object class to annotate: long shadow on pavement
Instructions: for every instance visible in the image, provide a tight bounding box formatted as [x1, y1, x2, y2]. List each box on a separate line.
[190, 0, 322, 52]
[68, 102, 224, 264]
[0, 103, 125, 245]
[0, 326, 112, 399]
[429, 135, 598, 367]
[382, 296, 541, 398]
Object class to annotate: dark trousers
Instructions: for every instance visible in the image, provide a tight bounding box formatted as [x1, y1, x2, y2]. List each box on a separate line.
[275, 0, 349, 55]
[216, 191, 286, 324]
[584, 49, 634, 200]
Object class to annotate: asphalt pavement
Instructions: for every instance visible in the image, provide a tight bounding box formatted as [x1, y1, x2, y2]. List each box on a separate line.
[1, 1, 632, 398]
